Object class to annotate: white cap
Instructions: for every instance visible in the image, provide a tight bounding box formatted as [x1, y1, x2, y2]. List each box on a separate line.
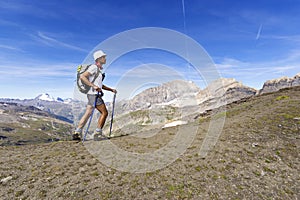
[93, 50, 106, 61]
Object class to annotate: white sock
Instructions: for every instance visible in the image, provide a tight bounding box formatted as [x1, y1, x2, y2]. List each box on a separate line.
[75, 128, 82, 132]
[95, 128, 102, 133]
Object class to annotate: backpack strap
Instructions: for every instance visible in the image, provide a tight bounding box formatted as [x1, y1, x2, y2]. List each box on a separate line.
[91, 67, 100, 85]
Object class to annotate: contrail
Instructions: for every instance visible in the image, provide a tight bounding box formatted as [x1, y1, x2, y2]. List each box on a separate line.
[181, 0, 192, 81]
[182, 0, 186, 30]
[256, 24, 263, 40]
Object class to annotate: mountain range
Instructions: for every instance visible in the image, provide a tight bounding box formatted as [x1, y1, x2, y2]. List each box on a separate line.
[112, 73, 300, 122]
[0, 72, 299, 146]
[0, 93, 74, 123]
[1, 73, 299, 127]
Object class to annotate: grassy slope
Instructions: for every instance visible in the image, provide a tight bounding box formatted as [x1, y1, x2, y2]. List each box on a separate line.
[0, 87, 299, 199]
[0, 109, 72, 146]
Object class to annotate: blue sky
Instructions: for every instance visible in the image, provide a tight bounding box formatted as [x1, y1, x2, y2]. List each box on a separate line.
[0, 0, 299, 100]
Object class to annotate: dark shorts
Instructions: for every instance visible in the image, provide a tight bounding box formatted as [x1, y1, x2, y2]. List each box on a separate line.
[87, 94, 104, 107]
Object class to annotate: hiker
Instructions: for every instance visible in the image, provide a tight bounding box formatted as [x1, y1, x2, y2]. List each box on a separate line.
[73, 50, 117, 141]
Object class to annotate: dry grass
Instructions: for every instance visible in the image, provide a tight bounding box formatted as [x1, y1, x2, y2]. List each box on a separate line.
[0, 86, 299, 199]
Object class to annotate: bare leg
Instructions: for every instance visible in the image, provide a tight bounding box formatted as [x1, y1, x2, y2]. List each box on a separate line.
[77, 105, 94, 129]
[96, 104, 108, 129]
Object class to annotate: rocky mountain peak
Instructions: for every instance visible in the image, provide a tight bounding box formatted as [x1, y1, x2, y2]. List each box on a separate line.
[197, 78, 256, 105]
[126, 79, 201, 110]
[35, 93, 56, 102]
[259, 73, 300, 94]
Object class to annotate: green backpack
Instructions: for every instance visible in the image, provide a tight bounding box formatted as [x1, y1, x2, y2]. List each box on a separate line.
[76, 64, 105, 94]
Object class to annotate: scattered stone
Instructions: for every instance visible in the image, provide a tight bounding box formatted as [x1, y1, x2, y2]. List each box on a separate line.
[0, 135, 8, 140]
[79, 167, 86, 173]
[1, 176, 13, 185]
[251, 143, 259, 147]
[274, 154, 282, 161]
[1, 127, 14, 132]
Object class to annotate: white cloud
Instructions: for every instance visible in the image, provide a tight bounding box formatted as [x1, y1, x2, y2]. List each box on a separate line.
[217, 58, 298, 76]
[0, 18, 19, 27]
[0, 1, 61, 19]
[0, 62, 77, 78]
[0, 44, 23, 52]
[0, 61, 77, 99]
[215, 51, 300, 89]
[263, 34, 300, 44]
[33, 32, 88, 52]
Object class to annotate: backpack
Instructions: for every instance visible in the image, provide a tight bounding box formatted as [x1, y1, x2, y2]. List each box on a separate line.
[76, 64, 105, 94]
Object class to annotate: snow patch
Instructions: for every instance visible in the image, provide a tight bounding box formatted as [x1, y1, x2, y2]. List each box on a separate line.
[38, 93, 56, 101]
[63, 98, 73, 104]
[162, 120, 187, 129]
[35, 93, 73, 104]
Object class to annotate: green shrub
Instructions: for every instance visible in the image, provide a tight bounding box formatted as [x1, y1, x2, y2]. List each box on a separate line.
[275, 95, 290, 101]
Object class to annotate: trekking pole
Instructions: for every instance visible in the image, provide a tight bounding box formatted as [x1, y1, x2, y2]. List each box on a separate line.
[109, 93, 116, 138]
[82, 91, 99, 143]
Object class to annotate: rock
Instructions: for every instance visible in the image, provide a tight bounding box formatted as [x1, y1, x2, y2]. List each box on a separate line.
[0, 135, 8, 140]
[79, 167, 86, 173]
[259, 73, 300, 94]
[291, 73, 300, 86]
[1, 176, 13, 185]
[252, 143, 259, 148]
[1, 127, 14, 132]
[196, 78, 257, 112]
[124, 80, 201, 111]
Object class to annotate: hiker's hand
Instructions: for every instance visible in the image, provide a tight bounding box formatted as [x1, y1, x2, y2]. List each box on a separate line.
[92, 85, 101, 92]
[96, 88, 103, 92]
[112, 89, 117, 94]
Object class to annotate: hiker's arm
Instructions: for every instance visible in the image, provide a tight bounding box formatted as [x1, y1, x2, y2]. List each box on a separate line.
[102, 85, 117, 93]
[80, 72, 100, 91]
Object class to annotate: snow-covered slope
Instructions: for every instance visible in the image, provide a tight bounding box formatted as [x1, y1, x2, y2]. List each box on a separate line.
[36, 93, 56, 101]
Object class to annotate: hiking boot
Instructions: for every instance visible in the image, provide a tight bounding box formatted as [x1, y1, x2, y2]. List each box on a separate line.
[72, 131, 81, 141]
[93, 129, 104, 141]
[94, 134, 105, 141]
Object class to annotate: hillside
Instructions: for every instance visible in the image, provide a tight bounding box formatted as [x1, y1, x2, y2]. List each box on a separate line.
[0, 94, 74, 123]
[0, 102, 72, 146]
[0, 86, 299, 199]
